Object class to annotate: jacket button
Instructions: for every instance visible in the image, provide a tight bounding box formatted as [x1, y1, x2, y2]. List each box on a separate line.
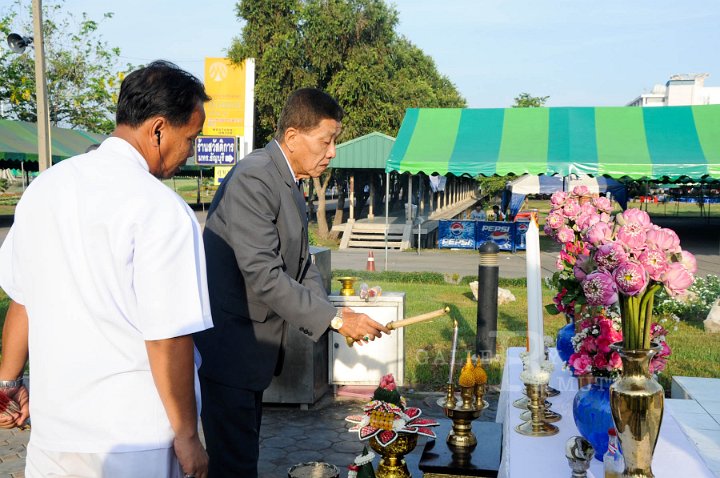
[308, 331, 313, 337]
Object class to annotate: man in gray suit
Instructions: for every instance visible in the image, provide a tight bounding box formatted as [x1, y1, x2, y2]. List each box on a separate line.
[194, 88, 389, 477]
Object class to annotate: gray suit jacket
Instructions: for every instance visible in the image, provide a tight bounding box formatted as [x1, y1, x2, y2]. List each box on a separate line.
[194, 140, 336, 391]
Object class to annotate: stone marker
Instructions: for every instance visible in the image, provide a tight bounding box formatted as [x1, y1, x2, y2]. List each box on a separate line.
[703, 299, 720, 333]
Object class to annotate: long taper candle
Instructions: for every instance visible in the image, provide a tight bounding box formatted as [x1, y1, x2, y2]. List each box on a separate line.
[526, 218, 544, 374]
[448, 319, 459, 383]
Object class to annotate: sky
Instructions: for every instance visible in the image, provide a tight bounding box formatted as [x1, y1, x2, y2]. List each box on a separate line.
[3, 0, 720, 108]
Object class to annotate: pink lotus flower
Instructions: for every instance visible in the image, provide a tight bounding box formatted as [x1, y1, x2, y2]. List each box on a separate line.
[573, 185, 590, 196]
[582, 270, 618, 306]
[646, 227, 681, 254]
[617, 223, 648, 251]
[585, 222, 613, 246]
[563, 199, 581, 218]
[576, 210, 601, 231]
[620, 208, 652, 228]
[592, 196, 613, 213]
[638, 248, 669, 281]
[680, 250, 698, 274]
[594, 243, 628, 270]
[550, 191, 568, 206]
[557, 226, 575, 243]
[546, 212, 565, 230]
[613, 261, 648, 296]
[662, 262, 694, 297]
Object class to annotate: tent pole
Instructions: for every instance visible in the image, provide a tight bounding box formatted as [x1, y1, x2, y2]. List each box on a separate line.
[385, 171, 389, 271]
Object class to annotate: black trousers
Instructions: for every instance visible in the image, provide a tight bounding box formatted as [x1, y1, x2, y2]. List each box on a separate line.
[199, 376, 264, 478]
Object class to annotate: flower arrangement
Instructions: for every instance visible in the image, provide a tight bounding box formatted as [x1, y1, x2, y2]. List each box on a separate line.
[577, 208, 695, 349]
[544, 186, 614, 319]
[567, 306, 672, 378]
[345, 374, 439, 447]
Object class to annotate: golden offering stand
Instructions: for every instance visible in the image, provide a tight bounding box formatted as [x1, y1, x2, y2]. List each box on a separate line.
[337, 276, 358, 296]
[437, 383, 489, 448]
[515, 382, 559, 437]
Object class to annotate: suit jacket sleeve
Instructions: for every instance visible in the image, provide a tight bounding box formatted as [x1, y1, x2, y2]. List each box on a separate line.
[216, 163, 336, 340]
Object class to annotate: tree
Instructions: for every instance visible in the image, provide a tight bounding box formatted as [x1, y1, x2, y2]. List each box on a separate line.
[231, 0, 466, 237]
[512, 92, 549, 108]
[0, 0, 134, 133]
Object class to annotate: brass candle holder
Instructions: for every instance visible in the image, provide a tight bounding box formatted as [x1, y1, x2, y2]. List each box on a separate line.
[437, 384, 488, 448]
[520, 404, 562, 423]
[546, 385, 560, 397]
[515, 382, 559, 437]
[337, 276, 358, 296]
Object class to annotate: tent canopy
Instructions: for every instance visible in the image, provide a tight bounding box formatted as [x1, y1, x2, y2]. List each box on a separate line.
[0, 119, 107, 164]
[504, 174, 628, 217]
[386, 105, 720, 181]
[332, 131, 394, 169]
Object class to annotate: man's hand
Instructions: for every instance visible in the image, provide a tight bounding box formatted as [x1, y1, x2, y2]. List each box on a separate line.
[174, 434, 208, 478]
[0, 385, 29, 429]
[337, 308, 391, 345]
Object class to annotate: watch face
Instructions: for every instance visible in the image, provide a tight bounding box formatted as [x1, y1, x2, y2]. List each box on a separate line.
[331, 316, 343, 330]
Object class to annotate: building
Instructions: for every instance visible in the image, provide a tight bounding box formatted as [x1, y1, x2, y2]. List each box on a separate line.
[627, 73, 720, 107]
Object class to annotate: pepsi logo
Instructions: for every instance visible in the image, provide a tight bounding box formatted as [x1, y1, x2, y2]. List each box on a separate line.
[450, 222, 464, 236]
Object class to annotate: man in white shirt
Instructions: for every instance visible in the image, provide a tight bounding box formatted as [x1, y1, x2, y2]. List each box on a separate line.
[0, 60, 213, 478]
[470, 204, 487, 220]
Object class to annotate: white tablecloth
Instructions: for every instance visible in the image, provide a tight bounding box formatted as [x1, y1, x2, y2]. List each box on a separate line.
[496, 347, 714, 478]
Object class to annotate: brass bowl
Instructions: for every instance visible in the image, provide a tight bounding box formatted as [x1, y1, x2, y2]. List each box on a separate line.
[337, 276, 359, 296]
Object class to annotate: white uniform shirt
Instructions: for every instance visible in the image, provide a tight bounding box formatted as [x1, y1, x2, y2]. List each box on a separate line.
[0, 137, 213, 453]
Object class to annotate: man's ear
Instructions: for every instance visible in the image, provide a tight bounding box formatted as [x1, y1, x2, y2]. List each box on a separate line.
[148, 117, 166, 146]
[284, 127, 299, 153]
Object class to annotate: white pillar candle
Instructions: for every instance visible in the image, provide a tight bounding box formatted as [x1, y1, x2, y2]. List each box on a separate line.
[526, 219, 544, 374]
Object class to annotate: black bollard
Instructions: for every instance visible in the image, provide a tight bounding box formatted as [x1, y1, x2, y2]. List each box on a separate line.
[476, 241, 499, 360]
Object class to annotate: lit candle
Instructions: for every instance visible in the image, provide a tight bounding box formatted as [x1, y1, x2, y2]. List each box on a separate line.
[448, 319, 459, 383]
[526, 218, 544, 374]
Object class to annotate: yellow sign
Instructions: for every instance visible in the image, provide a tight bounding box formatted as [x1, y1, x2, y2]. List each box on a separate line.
[204, 58, 246, 137]
[214, 166, 234, 186]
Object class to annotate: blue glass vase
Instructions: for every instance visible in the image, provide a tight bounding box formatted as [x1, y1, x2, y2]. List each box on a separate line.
[556, 321, 576, 364]
[573, 378, 614, 461]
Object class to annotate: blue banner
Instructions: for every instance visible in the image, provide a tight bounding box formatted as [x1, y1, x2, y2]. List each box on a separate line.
[196, 136, 237, 166]
[475, 221, 514, 251]
[438, 220, 476, 249]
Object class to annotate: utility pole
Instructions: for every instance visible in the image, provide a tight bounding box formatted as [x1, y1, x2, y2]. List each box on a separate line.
[32, 0, 51, 171]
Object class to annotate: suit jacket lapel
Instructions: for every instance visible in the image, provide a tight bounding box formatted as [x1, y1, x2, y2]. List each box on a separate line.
[266, 141, 310, 279]
[266, 141, 308, 228]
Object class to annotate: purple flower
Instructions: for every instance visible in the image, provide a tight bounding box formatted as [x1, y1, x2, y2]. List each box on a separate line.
[638, 247, 669, 281]
[662, 262, 694, 297]
[573, 254, 594, 281]
[646, 227, 681, 254]
[594, 243, 628, 270]
[581, 270, 618, 306]
[585, 222, 613, 246]
[613, 261, 648, 296]
[557, 226, 575, 243]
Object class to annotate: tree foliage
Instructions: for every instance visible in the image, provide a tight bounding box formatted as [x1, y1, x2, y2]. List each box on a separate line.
[230, 0, 466, 146]
[512, 92, 549, 108]
[0, 0, 134, 133]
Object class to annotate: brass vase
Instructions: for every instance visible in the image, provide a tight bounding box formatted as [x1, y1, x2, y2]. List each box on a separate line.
[609, 343, 664, 478]
[369, 433, 418, 478]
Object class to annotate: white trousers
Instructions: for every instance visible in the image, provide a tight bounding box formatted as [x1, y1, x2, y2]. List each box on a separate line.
[26, 443, 183, 478]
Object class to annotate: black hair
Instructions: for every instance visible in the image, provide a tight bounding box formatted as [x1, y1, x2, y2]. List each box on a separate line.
[275, 88, 344, 140]
[116, 60, 210, 127]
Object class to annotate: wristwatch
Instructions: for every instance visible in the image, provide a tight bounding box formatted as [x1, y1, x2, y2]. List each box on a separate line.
[0, 376, 23, 389]
[330, 308, 344, 330]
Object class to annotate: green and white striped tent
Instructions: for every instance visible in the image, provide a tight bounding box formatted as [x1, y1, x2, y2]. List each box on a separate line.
[0, 119, 106, 164]
[386, 105, 720, 181]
